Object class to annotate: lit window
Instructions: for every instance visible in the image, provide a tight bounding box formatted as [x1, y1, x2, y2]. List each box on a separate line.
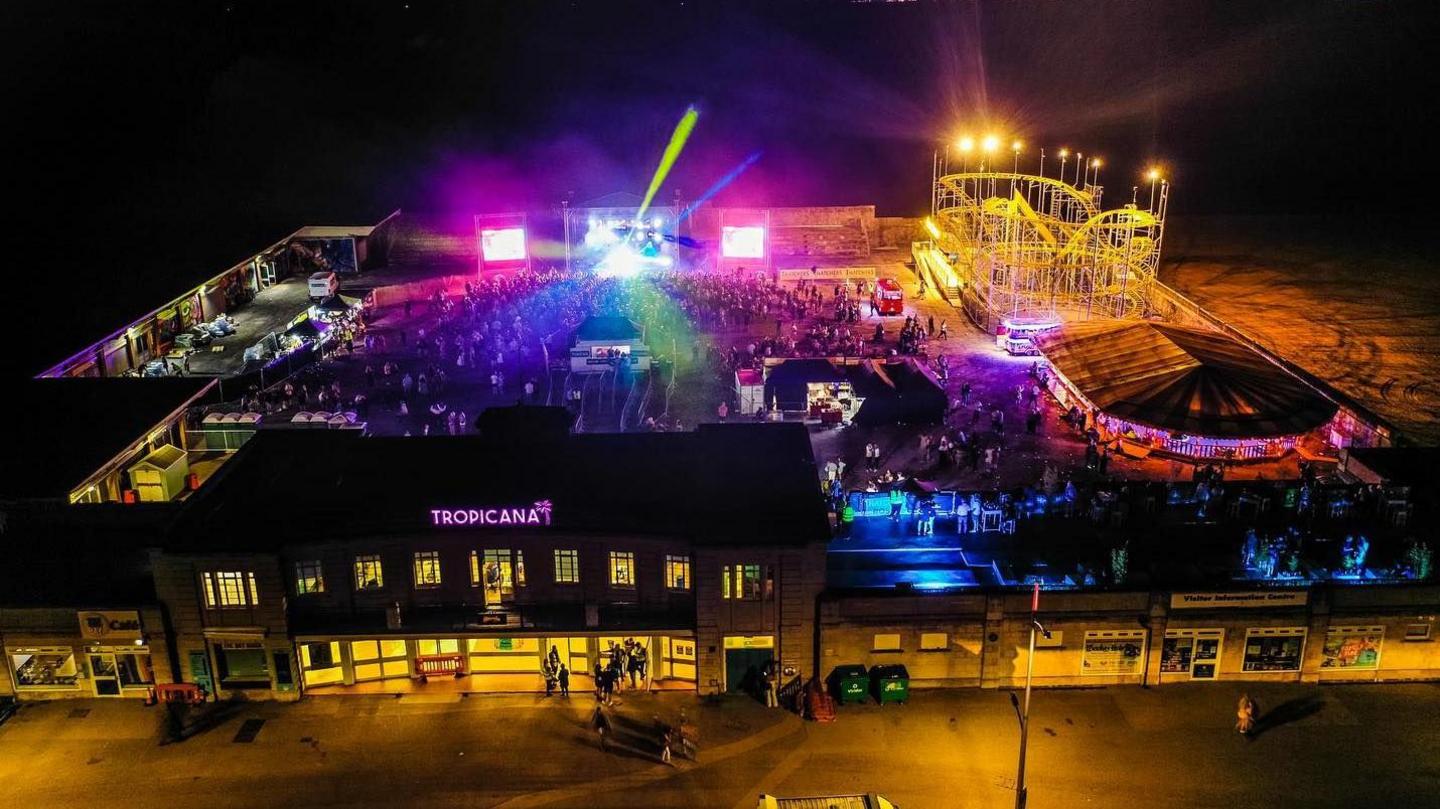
[609, 551, 636, 587]
[472, 549, 517, 592]
[554, 549, 580, 584]
[295, 561, 325, 595]
[721, 564, 762, 600]
[413, 551, 442, 588]
[665, 555, 691, 590]
[873, 633, 902, 652]
[920, 633, 949, 651]
[354, 555, 384, 590]
[202, 571, 258, 609]
[516, 550, 526, 586]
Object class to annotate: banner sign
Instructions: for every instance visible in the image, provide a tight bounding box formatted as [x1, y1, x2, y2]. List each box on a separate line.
[431, 501, 552, 527]
[1170, 591, 1308, 609]
[78, 610, 143, 641]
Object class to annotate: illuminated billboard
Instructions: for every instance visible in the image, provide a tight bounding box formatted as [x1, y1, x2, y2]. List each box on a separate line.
[480, 227, 527, 263]
[721, 225, 766, 259]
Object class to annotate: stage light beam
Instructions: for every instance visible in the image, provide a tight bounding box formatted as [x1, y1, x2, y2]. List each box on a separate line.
[677, 151, 763, 222]
[637, 105, 700, 223]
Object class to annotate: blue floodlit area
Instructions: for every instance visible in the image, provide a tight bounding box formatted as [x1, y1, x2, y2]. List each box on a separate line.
[829, 490, 1084, 591]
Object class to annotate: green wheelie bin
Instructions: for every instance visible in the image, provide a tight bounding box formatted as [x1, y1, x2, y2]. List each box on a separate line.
[870, 664, 910, 705]
[827, 665, 870, 705]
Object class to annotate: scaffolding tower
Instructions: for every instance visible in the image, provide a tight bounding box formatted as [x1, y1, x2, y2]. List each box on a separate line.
[929, 153, 1170, 332]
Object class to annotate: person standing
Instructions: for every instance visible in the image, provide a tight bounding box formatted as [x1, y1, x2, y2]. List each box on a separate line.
[558, 664, 570, 697]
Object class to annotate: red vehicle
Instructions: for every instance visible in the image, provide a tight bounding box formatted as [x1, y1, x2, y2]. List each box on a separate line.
[871, 278, 904, 316]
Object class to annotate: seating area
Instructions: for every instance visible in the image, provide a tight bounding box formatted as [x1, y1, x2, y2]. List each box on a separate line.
[771, 222, 871, 259]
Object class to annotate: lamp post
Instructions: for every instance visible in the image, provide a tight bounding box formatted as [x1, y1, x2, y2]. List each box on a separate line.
[1147, 168, 1162, 211]
[1074, 152, 1084, 187]
[561, 196, 572, 273]
[1014, 582, 1047, 809]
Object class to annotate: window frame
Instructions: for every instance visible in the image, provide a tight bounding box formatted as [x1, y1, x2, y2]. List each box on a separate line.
[665, 555, 692, 591]
[609, 551, 636, 588]
[413, 550, 443, 589]
[553, 549, 580, 584]
[202, 570, 259, 609]
[353, 554, 385, 591]
[872, 633, 903, 652]
[723, 563, 762, 600]
[294, 560, 325, 595]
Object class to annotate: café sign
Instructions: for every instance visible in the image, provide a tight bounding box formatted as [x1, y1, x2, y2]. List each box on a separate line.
[77, 610, 143, 641]
[431, 501, 552, 527]
[1170, 591, 1308, 610]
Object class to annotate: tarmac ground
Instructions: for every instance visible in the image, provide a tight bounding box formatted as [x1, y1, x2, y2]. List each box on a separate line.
[3, 682, 1437, 808]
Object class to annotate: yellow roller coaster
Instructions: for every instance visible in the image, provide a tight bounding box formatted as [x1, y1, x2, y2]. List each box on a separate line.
[928, 168, 1170, 331]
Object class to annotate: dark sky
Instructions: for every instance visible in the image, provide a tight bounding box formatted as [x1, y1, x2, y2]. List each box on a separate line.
[3, 0, 1437, 375]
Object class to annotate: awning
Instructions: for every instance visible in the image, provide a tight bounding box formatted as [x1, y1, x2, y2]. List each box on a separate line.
[202, 627, 268, 641]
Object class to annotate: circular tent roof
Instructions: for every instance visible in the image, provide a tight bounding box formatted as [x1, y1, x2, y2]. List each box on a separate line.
[1031, 320, 1337, 438]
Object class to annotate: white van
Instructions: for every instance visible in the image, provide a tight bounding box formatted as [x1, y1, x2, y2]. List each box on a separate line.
[308, 271, 338, 301]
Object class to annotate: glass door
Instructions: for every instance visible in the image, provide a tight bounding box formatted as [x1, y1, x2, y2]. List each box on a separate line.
[481, 550, 515, 607]
[89, 653, 121, 696]
[1191, 636, 1221, 680]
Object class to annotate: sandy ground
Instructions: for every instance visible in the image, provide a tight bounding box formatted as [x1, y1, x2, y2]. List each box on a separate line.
[1161, 216, 1440, 445]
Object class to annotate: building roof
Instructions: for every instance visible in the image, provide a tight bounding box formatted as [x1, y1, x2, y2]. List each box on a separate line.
[293, 225, 378, 239]
[1032, 320, 1338, 439]
[167, 423, 830, 551]
[0, 378, 216, 501]
[574, 316, 643, 342]
[763, 358, 946, 426]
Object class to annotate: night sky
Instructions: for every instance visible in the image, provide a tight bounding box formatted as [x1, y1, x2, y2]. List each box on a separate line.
[3, 0, 1437, 376]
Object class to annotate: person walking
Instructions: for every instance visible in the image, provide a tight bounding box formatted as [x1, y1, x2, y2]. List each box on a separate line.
[591, 704, 613, 750]
[1236, 694, 1257, 735]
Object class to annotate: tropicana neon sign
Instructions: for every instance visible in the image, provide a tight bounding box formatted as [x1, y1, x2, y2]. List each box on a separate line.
[430, 501, 552, 527]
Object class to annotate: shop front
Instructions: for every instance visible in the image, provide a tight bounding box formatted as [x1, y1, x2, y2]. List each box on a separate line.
[200, 628, 298, 699]
[295, 631, 697, 695]
[4, 609, 164, 699]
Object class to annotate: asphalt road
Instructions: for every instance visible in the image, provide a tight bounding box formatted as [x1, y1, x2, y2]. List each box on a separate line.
[4, 682, 1438, 808]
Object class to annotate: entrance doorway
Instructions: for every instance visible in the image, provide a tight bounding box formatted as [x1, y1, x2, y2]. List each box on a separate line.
[724, 648, 773, 695]
[1161, 629, 1223, 681]
[89, 653, 121, 696]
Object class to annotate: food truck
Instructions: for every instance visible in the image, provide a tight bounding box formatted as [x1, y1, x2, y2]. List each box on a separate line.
[871, 278, 904, 316]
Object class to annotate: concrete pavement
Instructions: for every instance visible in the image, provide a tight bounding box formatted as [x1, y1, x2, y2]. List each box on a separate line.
[4, 682, 1438, 808]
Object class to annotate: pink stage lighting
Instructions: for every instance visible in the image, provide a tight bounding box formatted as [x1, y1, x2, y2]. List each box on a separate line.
[480, 227, 527, 262]
[721, 225, 766, 259]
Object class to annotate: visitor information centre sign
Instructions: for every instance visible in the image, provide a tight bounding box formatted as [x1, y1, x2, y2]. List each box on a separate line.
[1170, 591, 1308, 609]
[431, 501, 552, 527]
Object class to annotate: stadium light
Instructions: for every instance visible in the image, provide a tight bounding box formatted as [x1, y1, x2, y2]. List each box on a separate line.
[957, 136, 975, 153]
[982, 134, 1000, 154]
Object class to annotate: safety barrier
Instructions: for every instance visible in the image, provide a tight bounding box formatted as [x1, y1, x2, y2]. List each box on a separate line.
[415, 653, 465, 679]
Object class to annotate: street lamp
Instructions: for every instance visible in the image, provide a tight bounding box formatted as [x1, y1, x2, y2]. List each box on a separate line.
[1013, 582, 1048, 809]
[1074, 152, 1084, 186]
[1147, 167, 1163, 210]
[958, 135, 975, 173]
[1088, 157, 1103, 187]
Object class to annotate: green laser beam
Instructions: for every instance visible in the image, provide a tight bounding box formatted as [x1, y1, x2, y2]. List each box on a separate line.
[636, 105, 699, 222]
